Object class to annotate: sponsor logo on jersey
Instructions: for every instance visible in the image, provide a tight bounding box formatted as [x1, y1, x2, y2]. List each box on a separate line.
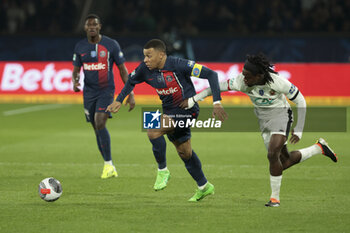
[155, 87, 178, 95]
[99, 51, 106, 57]
[191, 64, 203, 78]
[90, 51, 96, 57]
[253, 97, 274, 105]
[83, 62, 106, 71]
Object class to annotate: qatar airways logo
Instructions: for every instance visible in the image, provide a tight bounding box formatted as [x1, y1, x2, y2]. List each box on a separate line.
[83, 63, 106, 71]
[156, 87, 179, 95]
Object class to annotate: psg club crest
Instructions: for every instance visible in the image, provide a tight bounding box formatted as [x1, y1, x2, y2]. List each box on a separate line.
[143, 110, 161, 129]
[192, 68, 200, 76]
[166, 75, 173, 82]
[90, 51, 96, 57]
[259, 89, 264, 96]
[99, 51, 106, 57]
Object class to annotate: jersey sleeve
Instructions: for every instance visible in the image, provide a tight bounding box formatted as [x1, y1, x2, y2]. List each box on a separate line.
[271, 74, 299, 100]
[72, 44, 82, 67]
[111, 40, 126, 65]
[116, 64, 145, 103]
[128, 63, 146, 85]
[182, 59, 222, 101]
[228, 73, 245, 92]
[180, 59, 205, 79]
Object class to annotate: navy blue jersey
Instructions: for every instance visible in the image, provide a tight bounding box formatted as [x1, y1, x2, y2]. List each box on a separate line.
[117, 56, 221, 110]
[72, 35, 125, 93]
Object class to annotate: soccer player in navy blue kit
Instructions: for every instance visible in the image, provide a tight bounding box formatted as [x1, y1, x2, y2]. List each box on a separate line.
[72, 14, 135, 179]
[107, 39, 227, 201]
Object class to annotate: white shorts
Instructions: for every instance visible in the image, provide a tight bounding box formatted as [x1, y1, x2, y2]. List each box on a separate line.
[258, 108, 293, 150]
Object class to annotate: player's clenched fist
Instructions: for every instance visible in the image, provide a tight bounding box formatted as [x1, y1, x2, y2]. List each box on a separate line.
[106, 101, 122, 113]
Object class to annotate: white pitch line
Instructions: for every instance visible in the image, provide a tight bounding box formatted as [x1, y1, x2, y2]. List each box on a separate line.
[3, 104, 70, 116]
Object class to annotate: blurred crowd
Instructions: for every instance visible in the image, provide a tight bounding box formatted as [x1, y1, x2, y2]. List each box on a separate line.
[1, 0, 349, 36]
[0, 0, 76, 34]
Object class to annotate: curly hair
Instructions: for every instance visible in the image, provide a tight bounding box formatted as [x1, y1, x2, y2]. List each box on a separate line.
[246, 53, 277, 84]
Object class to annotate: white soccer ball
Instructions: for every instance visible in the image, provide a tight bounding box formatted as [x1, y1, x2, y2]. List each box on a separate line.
[38, 177, 62, 202]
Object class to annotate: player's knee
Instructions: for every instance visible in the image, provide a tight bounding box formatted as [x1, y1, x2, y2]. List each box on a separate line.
[267, 151, 279, 163]
[95, 121, 106, 130]
[177, 149, 192, 160]
[147, 129, 163, 140]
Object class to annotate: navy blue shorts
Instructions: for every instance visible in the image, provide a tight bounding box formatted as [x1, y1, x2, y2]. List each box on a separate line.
[83, 91, 114, 123]
[164, 104, 199, 143]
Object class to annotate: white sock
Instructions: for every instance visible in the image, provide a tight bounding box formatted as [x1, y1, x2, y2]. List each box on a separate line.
[158, 167, 168, 171]
[299, 144, 322, 162]
[198, 182, 208, 190]
[270, 175, 282, 201]
[104, 160, 113, 166]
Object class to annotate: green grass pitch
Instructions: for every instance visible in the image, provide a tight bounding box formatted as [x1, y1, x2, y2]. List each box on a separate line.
[0, 103, 349, 233]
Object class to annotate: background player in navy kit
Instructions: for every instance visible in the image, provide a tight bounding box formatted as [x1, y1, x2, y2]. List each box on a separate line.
[72, 14, 135, 179]
[107, 39, 227, 201]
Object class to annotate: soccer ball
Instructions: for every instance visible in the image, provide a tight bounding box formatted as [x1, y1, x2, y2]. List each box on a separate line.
[38, 177, 62, 202]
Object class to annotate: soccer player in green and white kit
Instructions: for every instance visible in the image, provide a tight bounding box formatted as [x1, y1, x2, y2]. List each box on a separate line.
[180, 53, 338, 207]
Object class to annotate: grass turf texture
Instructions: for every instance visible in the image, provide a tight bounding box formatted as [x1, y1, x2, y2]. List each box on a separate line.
[0, 104, 349, 233]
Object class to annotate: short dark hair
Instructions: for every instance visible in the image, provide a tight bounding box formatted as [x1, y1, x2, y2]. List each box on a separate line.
[144, 39, 166, 53]
[246, 53, 277, 84]
[85, 14, 101, 24]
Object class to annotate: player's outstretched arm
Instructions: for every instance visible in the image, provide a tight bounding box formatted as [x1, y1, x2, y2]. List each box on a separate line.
[106, 101, 122, 113]
[180, 79, 231, 109]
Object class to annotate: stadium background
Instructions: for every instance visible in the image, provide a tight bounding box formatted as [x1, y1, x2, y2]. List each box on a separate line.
[1, 1, 350, 233]
[0, 0, 350, 105]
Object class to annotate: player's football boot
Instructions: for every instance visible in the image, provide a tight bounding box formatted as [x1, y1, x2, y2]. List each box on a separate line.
[101, 164, 118, 179]
[316, 138, 338, 162]
[265, 198, 280, 207]
[188, 182, 215, 202]
[153, 169, 170, 191]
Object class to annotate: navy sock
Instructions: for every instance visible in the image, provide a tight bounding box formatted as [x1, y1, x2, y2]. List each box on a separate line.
[97, 128, 111, 161]
[182, 151, 207, 186]
[149, 136, 167, 169]
[94, 130, 103, 158]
